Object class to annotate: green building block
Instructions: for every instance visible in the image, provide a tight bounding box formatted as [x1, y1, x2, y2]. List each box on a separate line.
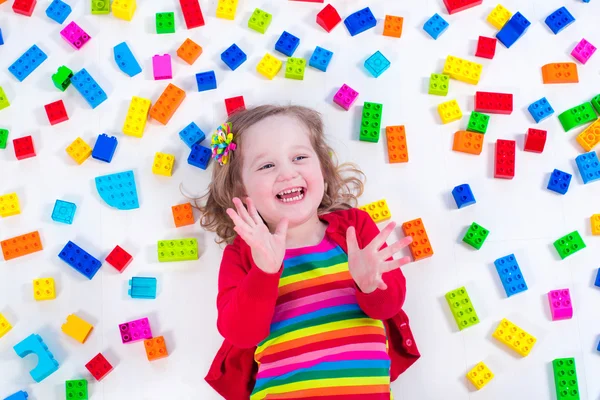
[467, 111, 489, 134]
[158, 238, 198, 262]
[285, 58, 306, 80]
[554, 231, 586, 260]
[359, 102, 383, 143]
[156, 12, 175, 34]
[462, 222, 489, 250]
[0, 86, 9, 111]
[91, 0, 110, 14]
[66, 379, 88, 400]
[591, 94, 600, 115]
[248, 8, 272, 34]
[557, 102, 596, 132]
[0, 129, 8, 149]
[552, 358, 580, 400]
[445, 286, 479, 330]
[52, 66, 73, 92]
[429, 73, 449, 96]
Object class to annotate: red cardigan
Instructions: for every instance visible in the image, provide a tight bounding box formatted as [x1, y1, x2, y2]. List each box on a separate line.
[205, 208, 420, 399]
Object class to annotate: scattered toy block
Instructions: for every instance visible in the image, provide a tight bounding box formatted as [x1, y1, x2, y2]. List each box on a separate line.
[438, 100, 462, 124]
[0, 86, 9, 110]
[248, 8, 271, 34]
[92, 0, 109, 14]
[492, 318, 536, 356]
[429, 73, 449, 96]
[316, 4, 341, 33]
[9, 45, 48, 82]
[496, 12, 530, 48]
[123, 96, 150, 138]
[474, 91, 512, 114]
[225, 96, 245, 116]
[333, 84, 359, 110]
[463, 222, 489, 250]
[113, 42, 142, 77]
[177, 38, 202, 65]
[45, 0, 71, 24]
[364, 51, 390, 78]
[188, 144, 211, 170]
[0, 128, 7, 149]
[179, 121, 205, 147]
[172, 203, 194, 227]
[591, 214, 600, 235]
[545, 6, 575, 35]
[571, 38, 596, 64]
[58, 241, 102, 280]
[487, 4, 511, 30]
[552, 358, 579, 400]
[52, 65, 73, 91]
[105, 245, 133, 272]
[576, 151, 600, 184]
[129, 277, 157, 299]
[576, 119, 600, 151]
[1, 231, 43, 261]
[344, 7, 376, 36]
[45, 100, 68, 125]
[402, 218, 433, 261]
[548, 289, 573, 320]
[216, 0, 237, 20]
[13, 0, 37, 16]
[51, 199, 76, 224]
[453, 131, 483, 155]
[275, 31, 299, 57]
[150, 84, 185, 125]
[467, 111, 489, 134]
[71, 69, 107, 109]
[4, 391, 28, 400]
[383, 15, 403, 38]
[467, 362, 494, 390]
[592, 94, 600, 115]
[452, 184, 475, 209]
[423, 13, 448, 39]
[196, 71, 216, 92]
[524, 128, 547, 153]
[66, 137, 92, 164]
[33, 278, 55, 301]
[156, 12, 175, 34]
[0, 313, 12, 339]
[475, 36, 496, 59]
[221, 44, 246, 71]
[285, 58, 306, 80]
[61, 314, 93, 343]
[13, 334, 59, 382]
[494, 254, 527, 297]
[152, 54, 172, 80]
[360, 102, 383, 142]
[60, 21, 91, 50]
[554, 231, 586, 259]
[157, 238, 199, 262]
[558, 102, 596, 132]
[92, 134, 117, 163]
[152, 152, 175, 176]
[119, 317, 152, 343]
[528, 97, 554, 123]
[358, 199, 391, 223]
[13, 136, 36, 160]
[179, 0, 204, 29]
[144, 336, 168, 361]
[112, 0, 136, 21]
[443, 0, 482, 14]
[256, 53, 282, 80]
[65, 379, 88, 400]
[443, 56, 482, 85]
[542, 63, 579, 84]
[386, 126, 408, 163]
[85, 353, 113, 381]
[445, 286, 479, 330]
[0, 193, 20, 217]
[494, 139, 515, 179]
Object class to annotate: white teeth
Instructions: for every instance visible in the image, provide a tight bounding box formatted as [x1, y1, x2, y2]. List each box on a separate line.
[277, 187, 302, 196]
[278, 191, 305, 203]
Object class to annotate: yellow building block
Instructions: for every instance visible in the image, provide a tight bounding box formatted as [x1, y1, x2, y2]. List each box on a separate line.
[61, 314, 93, 344]
[112, 0, 136, 21]
[0, 313, 12, 339]
[467, 362, 494, 390]
[591, 214, 600, 235]
[576, 119, 600, 152]
[0, 192, 20, 217]
[438, 100, 462, 124]
[152, 152, 175, 176]
[66, 137, 92, 165]
[33, 278, 56, 301]
[216, 0, 238, 20]
[123, 96, 151, 138]
[257, 53, 282, 80]
[487, 4, 511, 30]
[443, 56, 483, 85]
[359, 199, 391, 223]
[492, 318, 536, 357]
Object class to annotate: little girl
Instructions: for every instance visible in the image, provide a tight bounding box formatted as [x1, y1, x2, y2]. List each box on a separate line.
[199, 105, 420, 399]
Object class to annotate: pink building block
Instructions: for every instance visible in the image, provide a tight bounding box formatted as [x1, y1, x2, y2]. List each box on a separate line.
[119, 317, 152, 343]
[152, 54, 172, 80]
[333, 84, 359, 111]
[60, 21, 91, 50]
[571, 39, 596, 65]
[548, 289, 573, 321]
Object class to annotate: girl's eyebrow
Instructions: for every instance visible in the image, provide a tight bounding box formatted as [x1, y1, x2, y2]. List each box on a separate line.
[251, 145, 313, 167]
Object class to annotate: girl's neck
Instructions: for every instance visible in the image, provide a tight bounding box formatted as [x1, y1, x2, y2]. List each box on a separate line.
[283, 214, 328, 250]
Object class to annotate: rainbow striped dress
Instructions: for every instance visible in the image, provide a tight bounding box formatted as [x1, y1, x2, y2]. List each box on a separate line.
[250, 235, 391, 399]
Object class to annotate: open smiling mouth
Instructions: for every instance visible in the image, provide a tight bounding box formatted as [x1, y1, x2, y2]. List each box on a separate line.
[276, 187, 306, 203]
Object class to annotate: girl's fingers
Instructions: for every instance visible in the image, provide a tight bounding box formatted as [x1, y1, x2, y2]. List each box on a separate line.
[232, 197, 255, 227]
[379, 256, 412, 273]
[226, 207, 250, 231]
[274, 217, 289, 239]
[368, 222, 397, 251]
[246, 197, 264, 226]
[377, 236, 413, 261]
[376, 277, 388, 291]
[346, 226, 360, 254]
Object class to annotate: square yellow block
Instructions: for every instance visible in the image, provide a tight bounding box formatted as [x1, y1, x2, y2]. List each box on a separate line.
[0, 192, 20, 217]
[152, 152, 175, 176]
[359, 199, 391, 223]
[112, 0, 136, 21]
[467, 362, 494, 390]
[216, 0, 238, 20]
[438, 100, 462, 124]
[492, 318, 536, 357]
[66, 137, 92, 165]
[61, 314, 93, 343]
[123, 96, 151, 138]
[257, 53, 282, 80]
[487, 4, 511, 30]
[592, 214, 600, 235]
[576, 119, 600, 152]
[443, 56, 482, 85]
[0, 313, 12, 339]
[33, 278, 56, 301]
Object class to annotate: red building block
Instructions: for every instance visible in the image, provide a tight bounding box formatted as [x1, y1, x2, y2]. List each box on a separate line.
[494, 139, 516, 179]
[443, 0, 482, 14]
[13, 136, 36, 160]
[85, 353, 113, 381]
[316, 4, 341, 33]
[475, 36, 496, 59]
[475, 91, 513, 115]
[524, 128, 547, 153]
[224, 96, 245, 117]
[179, 0, 204, 29]
[105, 245, 133, 272]
[44, 100, 68, 125]
[13, 0, 36, 16]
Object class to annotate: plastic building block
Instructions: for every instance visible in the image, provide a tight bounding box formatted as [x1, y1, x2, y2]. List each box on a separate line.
[438, 100, 462, 124]
[383, 15, 403, 38]
[0, 313, 12, 339]
[552, 358, 580, 400]
[309, 46, 333, 72]
[591, 215, 600, 235]
[188, 144, 211, 169]
[50, 199, 76, 225]
[360, 102, 383, 142]
[157, 238, 199, 262]
[45, 0, 71, 24]
[402, 218, 434, 261]
[571, 39, 596, 64]
[429, 73, 449, 96]
[152, 152, 175, 176]
[195, 71, 216, 92]
[129, 277, 157, 299]
[285, 58, 306, 80]
[333, 84, 359, 110]
[558, 102, 596, 132]
[462, 222, 489, 249]
[257, 53, 282, 80]
[113, 42, 142, 77]
[65, 379, 87, 400]
[13, 136, 36, 160]
[177, 38, 202, 65]
[71, 69, 107, 109]
[524, 128, 547, 153]
[467, 111, 489, 134]
[61, 314, 93, 343]
[0, 28, 3, 46]
[85, 353, 113, 381]
[576, 119, 600, 152]
[474, 91, 512, 115]
[364, 51, 390, 78]
[548, 289, 573, 321]
[145, 336, 168, 361]
[494, 139, 515, 179]
[105, 245, 132, 272]
[58, 241, 102, 280]
[112, 0, 136, 21]
[528, 97, 554, 123]
[1, 231, 42, 261]
[150, 84, 186, 125]
[423, 13, 448, 39]
[453, 131, 484, 155]
[8, 45, 48, 82]
[576, 151, 600, 184]
[445, 286, 479, 330]
[156, 12, 175, 34]
[66, 137, 92, 164]
[443, 56, 482, 85]
[91, 134, 117, 163]
[172, 203, 194, 227]
[475, 36, 496, 59]
[496, 12, 530, 48]
[92, 0, 109, 14]
[275, 31, 299, 57]
[221, 44, 246, 71]
[123, 96, 150, 138]
[33, 278, 55, 301]
[248, 8, 271, 34]
[60, 21, 91, 50]
[0, 193, 20, 217]
[545, 7, 575, 35]
[444, 0, 482, 14]
[13, 0, 36, 16]
[487, 4, 511, 30]
[359, 199, 391, 223]
[119, 317, 152, 344]
[386, 126, 408, 163]
[179, 0, 204, 29]
[179, 122, 205, 147]
[493, 318, 536, 356]
[452, 184, 475, 209]
[225, 96, 245, 116]
[316, 4, 341, 33]
[13, 334, 59, 382]
[344, 7, 376, 36]
[592, 94, 600, 114]
[0, 128, 7, 149]
[216, 0, 237, 20]
[554, 231, 586, 260]
[44, 100, 68, 125]
[0, 86, 9, 110]
[542, 63, 579, 84]
[467, 362, 494, 390]
[152, 54, 172, 80]
[4, 391, 27, 400]
[52, 66, 73, 91]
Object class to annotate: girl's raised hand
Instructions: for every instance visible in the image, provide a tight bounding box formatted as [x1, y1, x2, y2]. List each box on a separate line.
[346, 221, 413, 294]
[226, 197, 288, 274]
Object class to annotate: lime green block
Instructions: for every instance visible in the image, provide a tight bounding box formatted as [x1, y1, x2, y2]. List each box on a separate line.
[359, 102, 383, 143]
[558, 102, 596, 132]
[285, 58, 306, 80]
[429, 73, 449, 96]
[467, 111, 490, 134]
[554, 231, 586, 260]
[0, 86, 9, 111]
[158, 238, 198, 262]
[248, 8, 272, 34]
[91, 0, 110, 14]
[552, 358, 580, 400]
[462, 222, 489, 250]
[445, 286, 479, 330]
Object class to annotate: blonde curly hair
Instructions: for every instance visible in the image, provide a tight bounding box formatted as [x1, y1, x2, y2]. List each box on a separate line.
[194, 105, 365, 245]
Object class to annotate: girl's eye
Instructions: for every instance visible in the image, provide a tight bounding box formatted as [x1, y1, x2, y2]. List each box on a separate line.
[294, 155, 307, 161]
[259, 163, 274, 171]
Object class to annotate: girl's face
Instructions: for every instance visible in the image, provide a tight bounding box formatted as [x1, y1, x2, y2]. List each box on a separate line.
[240, 114, 325, 230]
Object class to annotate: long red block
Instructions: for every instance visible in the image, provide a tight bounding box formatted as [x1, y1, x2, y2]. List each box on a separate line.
[13, 136, 36, 160]
[316, 4, 341, 32]
[524, 128, 547, 153]
[494, 139, 516, 179]
[475, 91, 513, 115]
[443, 0, 482, 14]
[179, 0, 204, 29]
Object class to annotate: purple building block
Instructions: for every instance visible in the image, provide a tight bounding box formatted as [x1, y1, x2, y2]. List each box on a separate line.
[333, 84, 359, 111]
[571, 38, 596, 64]
[152, 54, 172, 80]
[60, 21, 91, 50]
[548, 289, 573, 320]
[119, 317, 152, 344]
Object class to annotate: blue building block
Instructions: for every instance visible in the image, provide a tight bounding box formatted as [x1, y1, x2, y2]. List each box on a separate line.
[91, 133, 117, 162]
[547, 169, 572, 195]
[545, 7, 575, 34]
[309, 46, 333, 72]
[496, 12, 530, 48]
[364, 51, 390, 78]
[275, 31, 300, 57]
[423, 13, 449, 40]
[179, 122, 205, 148]
[196, 71, 216, 92]
[528, 97, 554, 123]
[452, 184, 476, 209]
[129, 277, 157, 299]
[4, 391, 28, 400]
[8, 45, 48, 82]
[13, 334, 59, 383]
[188, 143, 211, 170]
[45, 0, 72, 24]
[71, 68, 107, 109]
[95, 170, 139, 210]
[494, 254, 528, 297]
[0, 28, 4, 46]
[344, 7, 376, 37]
[595, 268, 600, 288]
[52, 199, 76, 224]
[221, 44, 247, 71]
[113, 42, 141, 77]
[58, 241, 102, 280]
[576, 151, 600, 184]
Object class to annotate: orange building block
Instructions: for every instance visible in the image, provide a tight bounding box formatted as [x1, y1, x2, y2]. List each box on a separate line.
[149, 84, 186, 125]
[172, 203, 194, 227]
[576, 119, 600, 152]
[383, 15, 403, 38]
[453, 131, 484, 155]
[402, 218, 433, 261]
[177, 38, 202, 65]
[144, 336, 168, 361]
[1, 231, 43, 261]
[386, 126, 408, 163]
[542, 63, 579, 84]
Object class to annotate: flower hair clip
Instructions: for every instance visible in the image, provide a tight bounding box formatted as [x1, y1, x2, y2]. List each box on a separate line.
[211, 122, 237, 166]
